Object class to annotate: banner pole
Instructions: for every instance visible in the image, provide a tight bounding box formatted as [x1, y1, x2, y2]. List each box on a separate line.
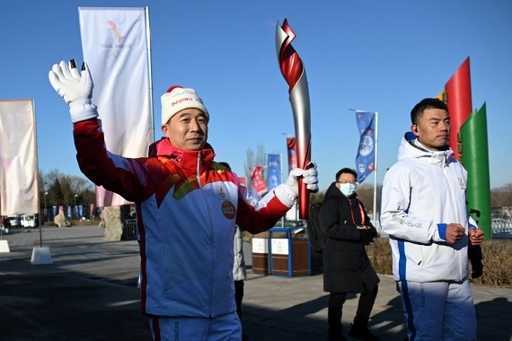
[32, 99, 43, 247]
[145, 6, 155, 144]
[281, 133, 287, 227]
[280, 153, 285, 227]
[373, 112, 379, 225]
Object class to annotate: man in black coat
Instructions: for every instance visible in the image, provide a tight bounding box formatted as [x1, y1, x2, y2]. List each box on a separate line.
[319, 168, 379, 341]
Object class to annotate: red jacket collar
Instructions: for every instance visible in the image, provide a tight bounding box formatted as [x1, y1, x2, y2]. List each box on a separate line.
[149, 138, 215, 174]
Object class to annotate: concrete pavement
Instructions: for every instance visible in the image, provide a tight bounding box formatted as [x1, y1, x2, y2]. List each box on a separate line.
[1, 226, 511, 340]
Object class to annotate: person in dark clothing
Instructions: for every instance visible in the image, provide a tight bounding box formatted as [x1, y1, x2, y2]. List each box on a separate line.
[319, 168, 379, 341]
[468, 244, 483, 278]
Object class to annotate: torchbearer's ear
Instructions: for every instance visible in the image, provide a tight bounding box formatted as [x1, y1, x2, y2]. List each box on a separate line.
[411, 124, 419, 136]
[161, 123, 170, 137]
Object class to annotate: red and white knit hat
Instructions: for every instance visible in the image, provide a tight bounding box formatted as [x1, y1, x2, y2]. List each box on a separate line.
[160, 85, 208, 125]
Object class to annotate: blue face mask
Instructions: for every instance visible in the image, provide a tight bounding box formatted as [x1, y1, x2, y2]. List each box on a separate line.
[338, 183, 357, 197]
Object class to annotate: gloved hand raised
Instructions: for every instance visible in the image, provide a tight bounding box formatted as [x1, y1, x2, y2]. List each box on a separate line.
[285, 164, 319, 196]
[48, 59, 98, 123]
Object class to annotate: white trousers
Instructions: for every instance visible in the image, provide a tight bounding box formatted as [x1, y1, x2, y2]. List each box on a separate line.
[148, 312, 241, 341]
[398, 280, 476, 341]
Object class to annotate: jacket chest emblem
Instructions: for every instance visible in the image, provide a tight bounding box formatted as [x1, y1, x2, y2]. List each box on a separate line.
[458, 177, 466, 190]
[221, 200, 236, 219]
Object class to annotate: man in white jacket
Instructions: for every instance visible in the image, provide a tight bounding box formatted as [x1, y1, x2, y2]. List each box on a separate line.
[381, 98, 484, 341]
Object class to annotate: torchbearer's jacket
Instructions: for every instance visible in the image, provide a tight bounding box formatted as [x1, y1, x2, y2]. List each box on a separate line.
[381, 132, 476, 283]
[73, 118, 295, 318]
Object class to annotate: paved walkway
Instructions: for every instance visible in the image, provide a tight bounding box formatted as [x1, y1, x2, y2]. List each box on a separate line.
[1, 226, 511, 340]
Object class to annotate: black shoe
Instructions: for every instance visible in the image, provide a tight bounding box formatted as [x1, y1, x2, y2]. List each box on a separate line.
[348, 324, 378, 341]
[327, 329, 347, 341]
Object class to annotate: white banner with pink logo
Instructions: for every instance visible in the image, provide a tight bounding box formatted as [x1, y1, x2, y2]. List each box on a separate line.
[0, 100, 39, 215]
[79, 7, 153, 207]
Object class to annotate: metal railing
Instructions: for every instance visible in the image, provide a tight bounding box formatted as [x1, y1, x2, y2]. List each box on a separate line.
[122, 218, 138, 241]
[492, 218, 512, 238]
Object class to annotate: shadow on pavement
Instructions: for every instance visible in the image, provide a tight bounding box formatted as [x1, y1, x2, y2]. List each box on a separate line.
[242, 293, 406, 341]
[476, 297, 512, 341]
[0, 272, 148, 341]
[1, 228, 509, 341]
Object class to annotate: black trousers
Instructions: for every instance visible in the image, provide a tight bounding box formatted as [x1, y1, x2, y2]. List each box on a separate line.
[328, 284, 378, 340]
[234, 280, 244, 319]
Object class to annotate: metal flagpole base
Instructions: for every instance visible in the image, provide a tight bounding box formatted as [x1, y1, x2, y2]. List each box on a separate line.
[31, 246, 53, 264]
[0, 240, 10, 253]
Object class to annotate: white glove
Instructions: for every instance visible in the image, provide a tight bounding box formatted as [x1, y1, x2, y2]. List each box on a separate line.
[286, 164, 319, 196]
[48, 60, 98, 122]
[272, 164, 318, 207]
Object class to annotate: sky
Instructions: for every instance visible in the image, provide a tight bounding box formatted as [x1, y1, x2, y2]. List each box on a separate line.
[1, 0, 511, 191]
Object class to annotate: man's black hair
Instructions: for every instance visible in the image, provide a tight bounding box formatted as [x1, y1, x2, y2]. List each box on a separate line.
[335, 168, 357, 181]
[410, 98, 448, 124]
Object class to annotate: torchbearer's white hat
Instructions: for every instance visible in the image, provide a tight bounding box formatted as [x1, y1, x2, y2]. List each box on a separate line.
[161, 85, 208, 126]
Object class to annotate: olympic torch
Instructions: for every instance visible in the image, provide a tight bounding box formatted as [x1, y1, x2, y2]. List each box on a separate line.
[276, 19, 312, 219]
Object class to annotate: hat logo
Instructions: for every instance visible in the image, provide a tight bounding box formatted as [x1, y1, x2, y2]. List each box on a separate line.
[171, 97, 194, 106]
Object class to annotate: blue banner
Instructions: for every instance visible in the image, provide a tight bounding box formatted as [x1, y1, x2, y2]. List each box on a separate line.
[266, 154, 281, 191]
[355, 111, 376, 183]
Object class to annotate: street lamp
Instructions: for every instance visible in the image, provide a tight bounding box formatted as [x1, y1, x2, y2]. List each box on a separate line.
[74, 194, 78, 219]
[43, 191, 48, 224]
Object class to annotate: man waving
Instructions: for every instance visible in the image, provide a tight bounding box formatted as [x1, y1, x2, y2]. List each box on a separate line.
[49, 59, 318, 341]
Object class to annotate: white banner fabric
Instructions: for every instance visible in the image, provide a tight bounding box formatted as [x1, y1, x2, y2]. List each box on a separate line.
[0, 100, 39, 216]
[79, 7, 153, 207]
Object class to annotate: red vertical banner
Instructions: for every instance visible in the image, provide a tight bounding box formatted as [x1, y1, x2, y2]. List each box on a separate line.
[444, 57, 472, 159]
[286, 137, 298, 172]
[250, 165, 268, 196]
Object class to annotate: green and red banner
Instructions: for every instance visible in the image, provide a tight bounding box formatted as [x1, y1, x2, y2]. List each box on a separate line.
[460, 104, 491, 239]
[443, 58, 491, 239]
[445, 57, 472, 160]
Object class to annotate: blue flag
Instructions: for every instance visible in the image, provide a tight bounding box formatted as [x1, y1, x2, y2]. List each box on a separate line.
[266, 154, 281, 191]
[355, 111, 376, 183]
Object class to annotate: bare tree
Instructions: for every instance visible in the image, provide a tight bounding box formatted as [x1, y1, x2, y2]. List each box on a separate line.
[355, 184, 382, 215]
[41, 170, 95, 206]
[245, 148, 255, 192]
[491, 183, 512, 208]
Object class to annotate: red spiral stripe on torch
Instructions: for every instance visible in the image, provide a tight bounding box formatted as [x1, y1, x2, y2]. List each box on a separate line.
[278, 19, 304, 91]
[276, 18, 311, 219]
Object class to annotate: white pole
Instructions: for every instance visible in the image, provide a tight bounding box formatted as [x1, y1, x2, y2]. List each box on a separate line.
[144, 6, 155, 143]
[280, 151, 285, 227]
[281, 132, 287, 227]
[32, 99, 43, 247]
[373, 112, 379, 225]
